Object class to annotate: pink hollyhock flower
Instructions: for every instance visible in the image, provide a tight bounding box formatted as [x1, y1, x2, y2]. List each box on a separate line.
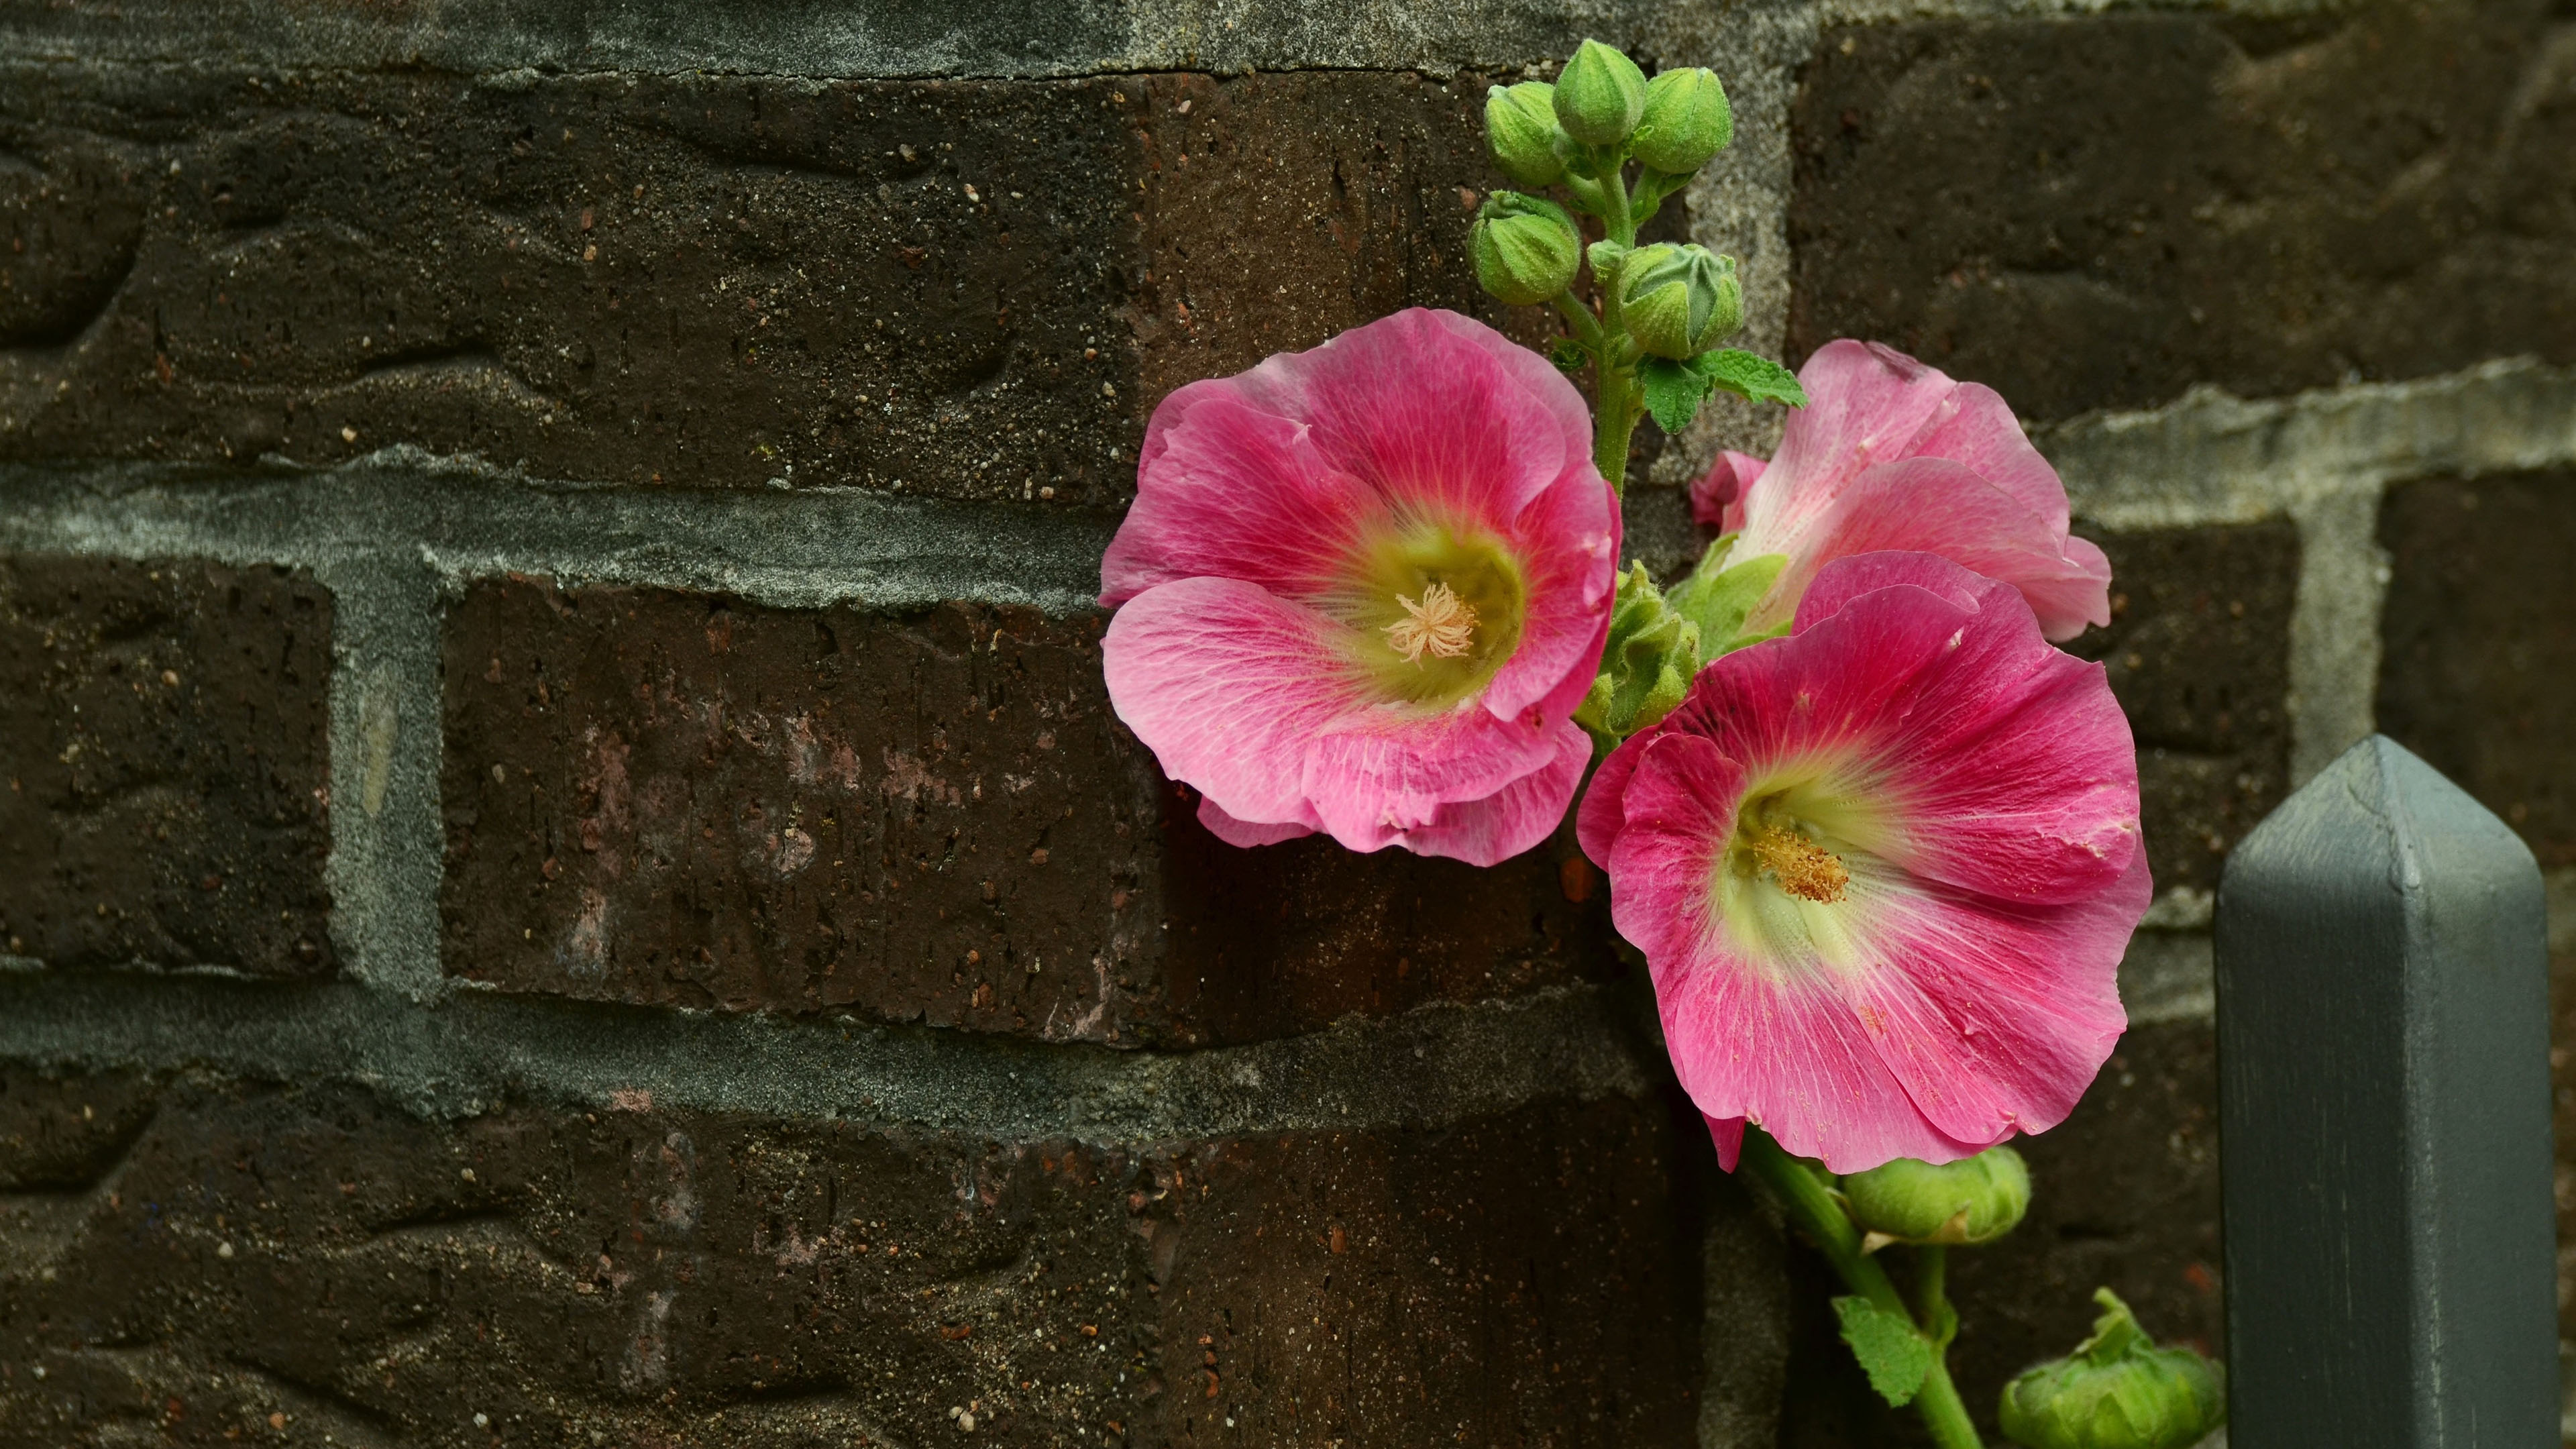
[1579, 551, 2148, 1173]
[1690, 341, 2111, 643]
[1100, 308, 1619, 867]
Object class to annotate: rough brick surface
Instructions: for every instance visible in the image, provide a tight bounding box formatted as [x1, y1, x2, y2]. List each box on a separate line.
[2377, 472, 2576, 868]
[0, 1067, 1722, 1448]
[0, 557, 333, 975]
[2069, 522, 2298, 893]
[1788, 1, 2576, 419]
[440, 578, 1612, 1045]
[1778, 1023, 2223, 1446]
[0, 64, 1532, 504]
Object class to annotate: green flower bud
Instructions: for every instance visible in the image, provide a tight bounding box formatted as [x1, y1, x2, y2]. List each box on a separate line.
[1632, 67, 1732, 174]
[1843, 1145, 2031, 1246]
[1472, 192, 1582, 306]
[1617, 244, 1743, 360]
[1485, 82, 1569, 187]
[1552, 39, 1648, 146]
[1576, 563, 1703, 745]
[1998, 1290, 2225, 1449]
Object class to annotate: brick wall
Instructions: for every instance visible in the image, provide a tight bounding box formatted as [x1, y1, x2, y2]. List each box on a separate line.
[0, 1, 2569, 1446]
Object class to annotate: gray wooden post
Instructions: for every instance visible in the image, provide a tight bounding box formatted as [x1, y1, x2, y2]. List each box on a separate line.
[2215, 735, 2557, 1446]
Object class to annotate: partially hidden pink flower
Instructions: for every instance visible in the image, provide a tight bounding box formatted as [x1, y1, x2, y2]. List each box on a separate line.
[1579, 551, 2148, 1173]
[1691, 341, 2111, 643]
[1101, 308, 1619, 866]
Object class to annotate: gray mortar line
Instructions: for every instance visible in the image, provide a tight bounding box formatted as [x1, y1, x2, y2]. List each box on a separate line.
[0, 0, 2370, 80]
[0, 971, 1661, 1144]
[2040, 357, 2576, 786]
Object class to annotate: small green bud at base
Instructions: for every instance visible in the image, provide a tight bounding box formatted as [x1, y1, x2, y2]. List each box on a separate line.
[1841, 1145, 2030, 1246]
[1553, 40, 1648, 146]
[1576, 563, 1702, 746]
[1998, 1290, 2224, 1449]
[1632, 67, 1732, 174]
[1472, 193, 1582, 306]
[1485, 82, 1569, 187]
[1618, 244, 1743, 360]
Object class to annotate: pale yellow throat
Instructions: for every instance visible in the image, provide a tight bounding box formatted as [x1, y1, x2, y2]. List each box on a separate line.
[1384, 581, 1479, 665]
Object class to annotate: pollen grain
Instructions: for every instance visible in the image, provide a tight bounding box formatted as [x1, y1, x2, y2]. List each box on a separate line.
[1749, 824, 1849, 904]
[1385, 582, 1479, 665]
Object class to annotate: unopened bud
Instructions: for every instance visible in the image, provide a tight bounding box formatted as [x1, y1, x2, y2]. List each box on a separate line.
[1576, 563, 1702, 745]
[1552, 40, 1648, 146]
[1472, 193, 1582, 306]
[1618, 244, 1742, 360]
[1485, 82, 1568, 187]
[1998, 1289, 2224, 1449]
[1632, 67, 1732, 173]
[1843, 1144, 2030, 1247]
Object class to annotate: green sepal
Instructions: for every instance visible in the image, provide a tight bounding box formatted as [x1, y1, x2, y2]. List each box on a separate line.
[1639, 356, 1714, 435]
[1694, 347, 1808, 408]
[1575, 561, 1702, 749]
[1833, 1297, 1933, 1407]
[1997, 1289, 2226, 1449]
[1664, 533, 1788, 656]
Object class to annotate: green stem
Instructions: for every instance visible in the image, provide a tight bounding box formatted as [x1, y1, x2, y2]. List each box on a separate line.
[1917, 1245, 1948, 1332]
[1739, 1130, 1986, 1449]
[1551, 293, 1604, 353]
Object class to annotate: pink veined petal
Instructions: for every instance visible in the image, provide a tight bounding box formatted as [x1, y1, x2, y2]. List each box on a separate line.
[1674, 552, 2141, 906]
[1739, 341, 1965, 550]
[1747, 458, 2112, 641]
[1104, 390, 1377, 607]
[1101, 576, 1362, 833]
[1604, 734, 1998, 1169]
[1301, 704, 1569, 853]
[1485, 466, 1621, 722]
[1904, 378, 2070, 535]
[1196, 793, 1319, 849]
[1703, 1114, 1747, 1173]
[1227, 309, 1595, 541]
[1833, 845, 2147, 1148]
[1690, 451, 1768, 532]
[1393, 716, 1593, 866]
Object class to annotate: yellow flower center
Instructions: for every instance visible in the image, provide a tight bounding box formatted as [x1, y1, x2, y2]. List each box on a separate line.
[1384, 582, 1479, 665]
[1743, 822, 1849, 904]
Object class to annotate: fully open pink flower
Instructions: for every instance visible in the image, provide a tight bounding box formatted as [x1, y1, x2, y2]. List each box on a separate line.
[1580, 551, 2147, 1173]
[1692, 341, 2111, 643]
[1102, 309, 1619, 866]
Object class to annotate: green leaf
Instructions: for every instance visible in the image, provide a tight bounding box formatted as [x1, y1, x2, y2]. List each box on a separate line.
[1549, 335, 1591, 374]
[1639, 356, 1715, 434]
[1690, 347, 1808, 408]
[1832, 1297, 1932, 1407]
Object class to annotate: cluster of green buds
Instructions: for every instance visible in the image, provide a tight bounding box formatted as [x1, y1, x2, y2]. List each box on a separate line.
[1998, 1290, 2226, 1449]
[1471, 40, 1798, 497]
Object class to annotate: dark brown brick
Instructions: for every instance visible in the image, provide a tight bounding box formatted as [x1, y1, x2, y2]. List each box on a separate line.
[1788, 1, 2576, 420]
[2377, 471, 2576, 868]
[0, 557, 333, 975]
[2068, 521, 2298, 892]
[0, 64, 1535, 505]
[0, 1067, 1721, 1448]
[439, 578, 1613, 1046]
[1777, 1023, 2222, 1446]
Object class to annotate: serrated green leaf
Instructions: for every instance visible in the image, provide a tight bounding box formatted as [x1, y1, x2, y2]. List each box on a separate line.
[1690, 348, 1808, 408]
[1638, 356, 1714, 435]
[1832, 1297, 1932, 1407]
[1549, 336, 1591, 375]
[1665, 537, 1786, 654]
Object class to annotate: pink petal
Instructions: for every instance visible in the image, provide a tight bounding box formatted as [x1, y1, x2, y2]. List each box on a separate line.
[1689, 451, 1768, 532]
[1837, 847, 2146, 1146]
[1303, 707, 1568, 853]
[1197, 794, 1318, 848]
[1703, 1114, 1746, 1173]
[1391, 717, 1594, 866]
[1101, 576, 1360, 833]
[1751, 458, 2112, 641]
[1104, 390, 1375, 608]
[1484, 467, 1621, 723]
